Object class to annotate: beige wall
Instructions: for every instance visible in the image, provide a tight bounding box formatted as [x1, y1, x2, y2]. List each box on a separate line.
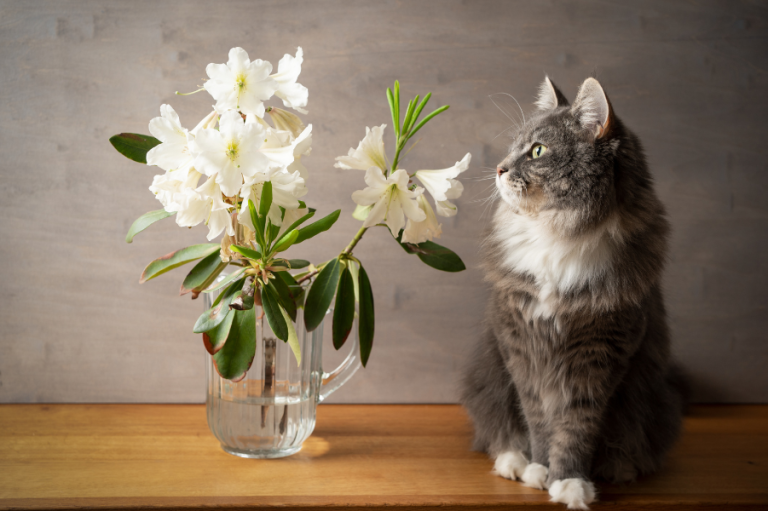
[1, 0, 766, 403]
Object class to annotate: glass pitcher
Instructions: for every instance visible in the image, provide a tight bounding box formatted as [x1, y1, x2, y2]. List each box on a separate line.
[203, 278, 362, 458]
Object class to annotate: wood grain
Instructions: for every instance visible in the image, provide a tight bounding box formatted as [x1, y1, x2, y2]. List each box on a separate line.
[0, 404, 766, 509]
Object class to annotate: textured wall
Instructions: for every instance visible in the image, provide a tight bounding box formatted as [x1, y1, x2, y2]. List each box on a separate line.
[1, 0, 766, 403]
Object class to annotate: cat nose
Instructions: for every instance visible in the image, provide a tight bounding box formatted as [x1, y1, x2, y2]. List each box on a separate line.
[497, 166, 508, 176]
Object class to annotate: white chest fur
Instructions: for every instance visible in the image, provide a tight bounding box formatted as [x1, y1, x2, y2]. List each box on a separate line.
[492, 206, 619, 319]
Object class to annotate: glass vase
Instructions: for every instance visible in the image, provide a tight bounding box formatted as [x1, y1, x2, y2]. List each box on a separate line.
[203, 278, 361, 458]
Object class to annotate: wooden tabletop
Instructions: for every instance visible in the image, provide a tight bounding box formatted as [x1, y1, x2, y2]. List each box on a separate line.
[0, 404, 766, 510]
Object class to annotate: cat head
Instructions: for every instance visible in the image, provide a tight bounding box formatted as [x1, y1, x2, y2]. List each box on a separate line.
[495, 77, 621, 234]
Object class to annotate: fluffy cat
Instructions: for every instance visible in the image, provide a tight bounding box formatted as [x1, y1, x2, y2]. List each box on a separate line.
[461, 77, 686, 510]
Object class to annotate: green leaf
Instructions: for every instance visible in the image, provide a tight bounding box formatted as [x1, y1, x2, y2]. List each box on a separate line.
[261, 282, 289, 341]
[140, 244, 220, 283]
[304, 257, 341, 332]
[109, 133, 161, 164]
[270, 271, 297, 321]
[230, 244, 262, 261]
[408, 105, 450, 140]
[401, 98, 416, 136]
[212, 308, 256, 381]
[202, 309, 235, 355]
[348, 259, 360, 303]
[295, 209, 341, 244]
[180, 250, 228, 296]
[332, 265, 356, 350]
[125, 209, 173, 243]
[193, 278, 245, 333]
[282, 210, 315, 236]
[394, 231, 466, 272]
[279, 305, 301, 366]
[273, 229, 299, 253]
[408, 93, 431, 134]
[203, 268, 246, 294]
[358, 264, 375, 367]
[277, 271, 305, 309]
[394, 80, 401, 136]
[387, 88, 398, 139]
[257, 181, 273, 237]
[287, 259, 310, 269]
[248, 199, 267, 252]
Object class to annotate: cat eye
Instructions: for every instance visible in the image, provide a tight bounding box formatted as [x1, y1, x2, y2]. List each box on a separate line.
[531, 144, 548, 159]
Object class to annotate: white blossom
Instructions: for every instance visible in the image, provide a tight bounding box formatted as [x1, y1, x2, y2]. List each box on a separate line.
[146, 104, 196, 177]
[270, 47, 308, 114]
[194, 111, 270, 197]
[204, 47, 277, 117]
[401, 194, 442, 244]
[351, 168, 425, 234]
[172, 175, 235, 241]
[334, 125, 388, 172]
[237, 169, 308, 230]
[413, 152, 471, 201]
[268, 107, 306, 138]
[435, 178, 463, 217]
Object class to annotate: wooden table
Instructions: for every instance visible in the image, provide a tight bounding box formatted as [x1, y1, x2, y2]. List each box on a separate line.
[0, 404, 766, 510]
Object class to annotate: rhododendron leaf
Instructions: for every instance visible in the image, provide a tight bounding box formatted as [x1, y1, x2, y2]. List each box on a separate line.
[304, 257, 341, 332]
[261, 282, 288, 341]
[140, 244, 220, 283]
[358, 264, 375, 367]
[295, 209, 340, 245]
[125, 209, 173, 243]
[180, 251, 227, 296]
[202, 309, 234, 355]
[193, 278, 245, 333]
[332, 265, 355, 350]
[109, 133, 161, 164]
[213, 308, 256, 381]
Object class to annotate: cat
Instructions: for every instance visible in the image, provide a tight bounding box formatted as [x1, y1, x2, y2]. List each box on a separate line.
[460, 77, 686, 510]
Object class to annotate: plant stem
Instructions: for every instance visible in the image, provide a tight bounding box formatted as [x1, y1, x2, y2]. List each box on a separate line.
[342, 226, 367, 256]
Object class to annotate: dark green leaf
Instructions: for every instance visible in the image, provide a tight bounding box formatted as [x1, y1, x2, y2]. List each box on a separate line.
[394, 231, 466, 272]
[248, 199, 267, 252]
[125, 209, 173, 243]
[109, 133, 161, 164]
[295, 209, 341, 244]
[304, 257, 341, 332]
[180, 250, 228, 296]
[261, 282, 288, 341]
[287, 259, 310, 269]
[270, 272, 297, 322]
[202, 310, 234, 355]
[230, 244, 262, 261]
[277, 271, 305, 309]
[193, 278, 245, 333]
[358, 264, 375, 367]
[203, 268, 246, 294]
[229, 278, 255, 311]
[140, 244, 219, 283]
[332, 265, 356, 350]
[212, 308, 256, 381]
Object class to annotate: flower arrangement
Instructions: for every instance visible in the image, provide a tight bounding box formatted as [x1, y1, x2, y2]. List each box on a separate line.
[110, 47, 471, 381]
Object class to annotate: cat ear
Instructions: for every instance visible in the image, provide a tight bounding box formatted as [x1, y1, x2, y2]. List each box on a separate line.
[572, 78, 614, 139]
[535, 76, 569, 111]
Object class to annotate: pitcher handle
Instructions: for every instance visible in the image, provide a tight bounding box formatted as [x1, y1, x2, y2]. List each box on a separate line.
[318, 324, 362, 402]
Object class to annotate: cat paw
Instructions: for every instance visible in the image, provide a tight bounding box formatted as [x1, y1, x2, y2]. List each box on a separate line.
[521, 462, 549, 490]
[548, 478, 596, 510]
[492, 450, 528, 480]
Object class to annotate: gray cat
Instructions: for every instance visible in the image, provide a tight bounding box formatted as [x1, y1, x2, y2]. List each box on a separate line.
[461, 77, 686, 509]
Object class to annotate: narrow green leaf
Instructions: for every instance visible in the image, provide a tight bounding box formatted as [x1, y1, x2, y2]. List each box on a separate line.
[273, 229, 299, 254]
[193, 278, 245, 333]
[257, 181, 273, 237]
[348, 259, 360, 303]
[270, 271, 297, 321]
[401, 98, 416, 136]
[332, 265, 356, 350]
[358, 264, 375, 367]
[140, 244, 219, 283]
[408, 92, 432, 134]
[203, 268, 246, 294]
[394, 80, 401, 137]
[415, 241, 466, 272]
[248, 199, 267, 252]
[279, 305, 301, 366]
[230, 244, 262, 261]
[180, 250, 227, 296]
[261, 282, 289, 341]
[386, 88, 398, 139]
[408, 105, 450, 140]
[125, 209, 173, 243]
[202, 309, 235, 355]
[109, 133, 160, 164]
[295, 209, 341, 244]
[277, 271, 305, 309]
[282, 210, 315, 236]
[212, 308, 256, 381]
[304, 257, 341, 332]
[287, 259, 310, 269]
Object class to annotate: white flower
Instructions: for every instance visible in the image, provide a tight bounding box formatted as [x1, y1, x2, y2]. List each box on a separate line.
[413, 152, 471, 201]
[268, 107, 305, 138]
[351, 168, 425, 234]
[334, 125, 388, 172]
[204, 47, 278, 117]
[149, 168, 202, 213]
[146, 104, 196, 176]
[401, 194, 442, 244]
[194, 110, 270, 197]
[270, 47, 308, 114]
[173, 175, 235, 241]
[435, 178, 463, 217]
[237, 170, 308, 230]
